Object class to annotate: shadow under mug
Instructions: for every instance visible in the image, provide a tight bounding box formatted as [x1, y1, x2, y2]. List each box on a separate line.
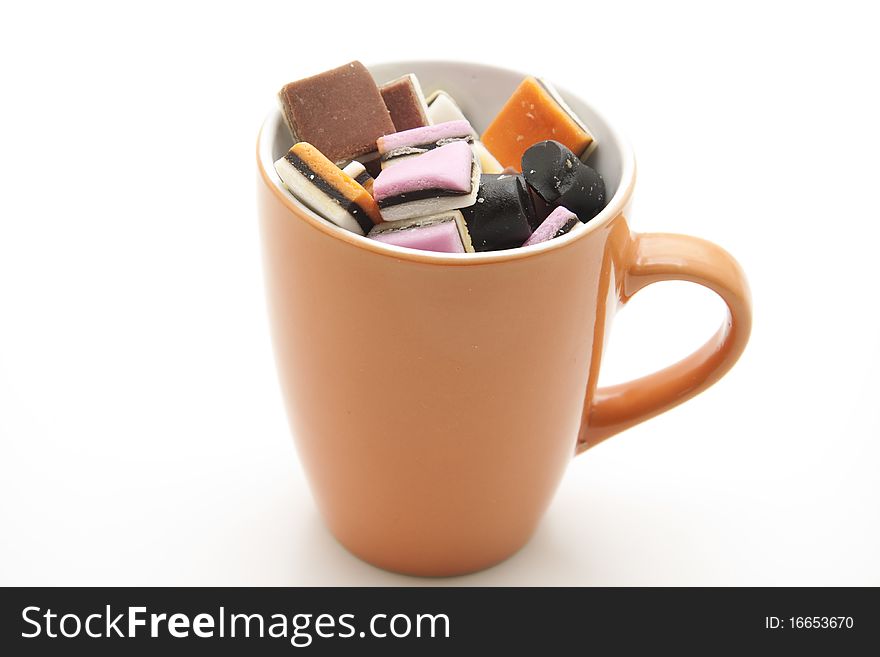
[256, 61, 752, 577]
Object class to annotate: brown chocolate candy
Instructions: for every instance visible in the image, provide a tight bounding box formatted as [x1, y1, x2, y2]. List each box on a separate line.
[380, 74, 429, 132]
[278, 61, 395, 165]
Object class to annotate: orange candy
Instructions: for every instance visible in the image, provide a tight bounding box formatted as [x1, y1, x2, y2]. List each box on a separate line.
[481, 77, 595, 171]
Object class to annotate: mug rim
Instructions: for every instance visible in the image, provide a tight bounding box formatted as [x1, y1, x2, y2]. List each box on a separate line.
[257, 59, 636, 265]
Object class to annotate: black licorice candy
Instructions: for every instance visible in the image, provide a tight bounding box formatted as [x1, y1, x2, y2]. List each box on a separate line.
[460, 174, 537, 251]
[521, 140, 606, 222]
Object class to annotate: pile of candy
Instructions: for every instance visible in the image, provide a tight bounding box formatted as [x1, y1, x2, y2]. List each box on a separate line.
[274, 61, 606, 253]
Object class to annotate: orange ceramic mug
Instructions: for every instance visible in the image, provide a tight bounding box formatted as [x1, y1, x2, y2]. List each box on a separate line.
[256, 61, 752, 576]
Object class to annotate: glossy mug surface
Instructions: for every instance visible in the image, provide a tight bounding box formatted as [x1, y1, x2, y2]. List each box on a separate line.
[256, 61, 752, 576]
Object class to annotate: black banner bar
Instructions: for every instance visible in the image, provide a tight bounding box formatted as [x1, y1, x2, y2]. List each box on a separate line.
[1, 587, 875, 654]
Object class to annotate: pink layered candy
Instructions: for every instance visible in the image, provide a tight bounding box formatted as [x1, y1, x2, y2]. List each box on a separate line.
[522, 206, 579, 246]
[367, 211, 473, 254]
[373, 221, 464, 253]
[371, 220, 464, 253]
[373, 141, 474, 201]
[377, 119, 474, 154]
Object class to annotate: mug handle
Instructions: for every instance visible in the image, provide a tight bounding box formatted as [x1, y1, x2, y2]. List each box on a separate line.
[576, 232, 752, 453]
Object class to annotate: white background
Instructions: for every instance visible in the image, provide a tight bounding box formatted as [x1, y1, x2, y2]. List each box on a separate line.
[1, 1, 878, 586]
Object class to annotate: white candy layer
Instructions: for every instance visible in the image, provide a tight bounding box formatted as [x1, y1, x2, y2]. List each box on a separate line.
[426, 90, 479, 138]
[473, 141, 503, 174]
[274, 157, 365, 235]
